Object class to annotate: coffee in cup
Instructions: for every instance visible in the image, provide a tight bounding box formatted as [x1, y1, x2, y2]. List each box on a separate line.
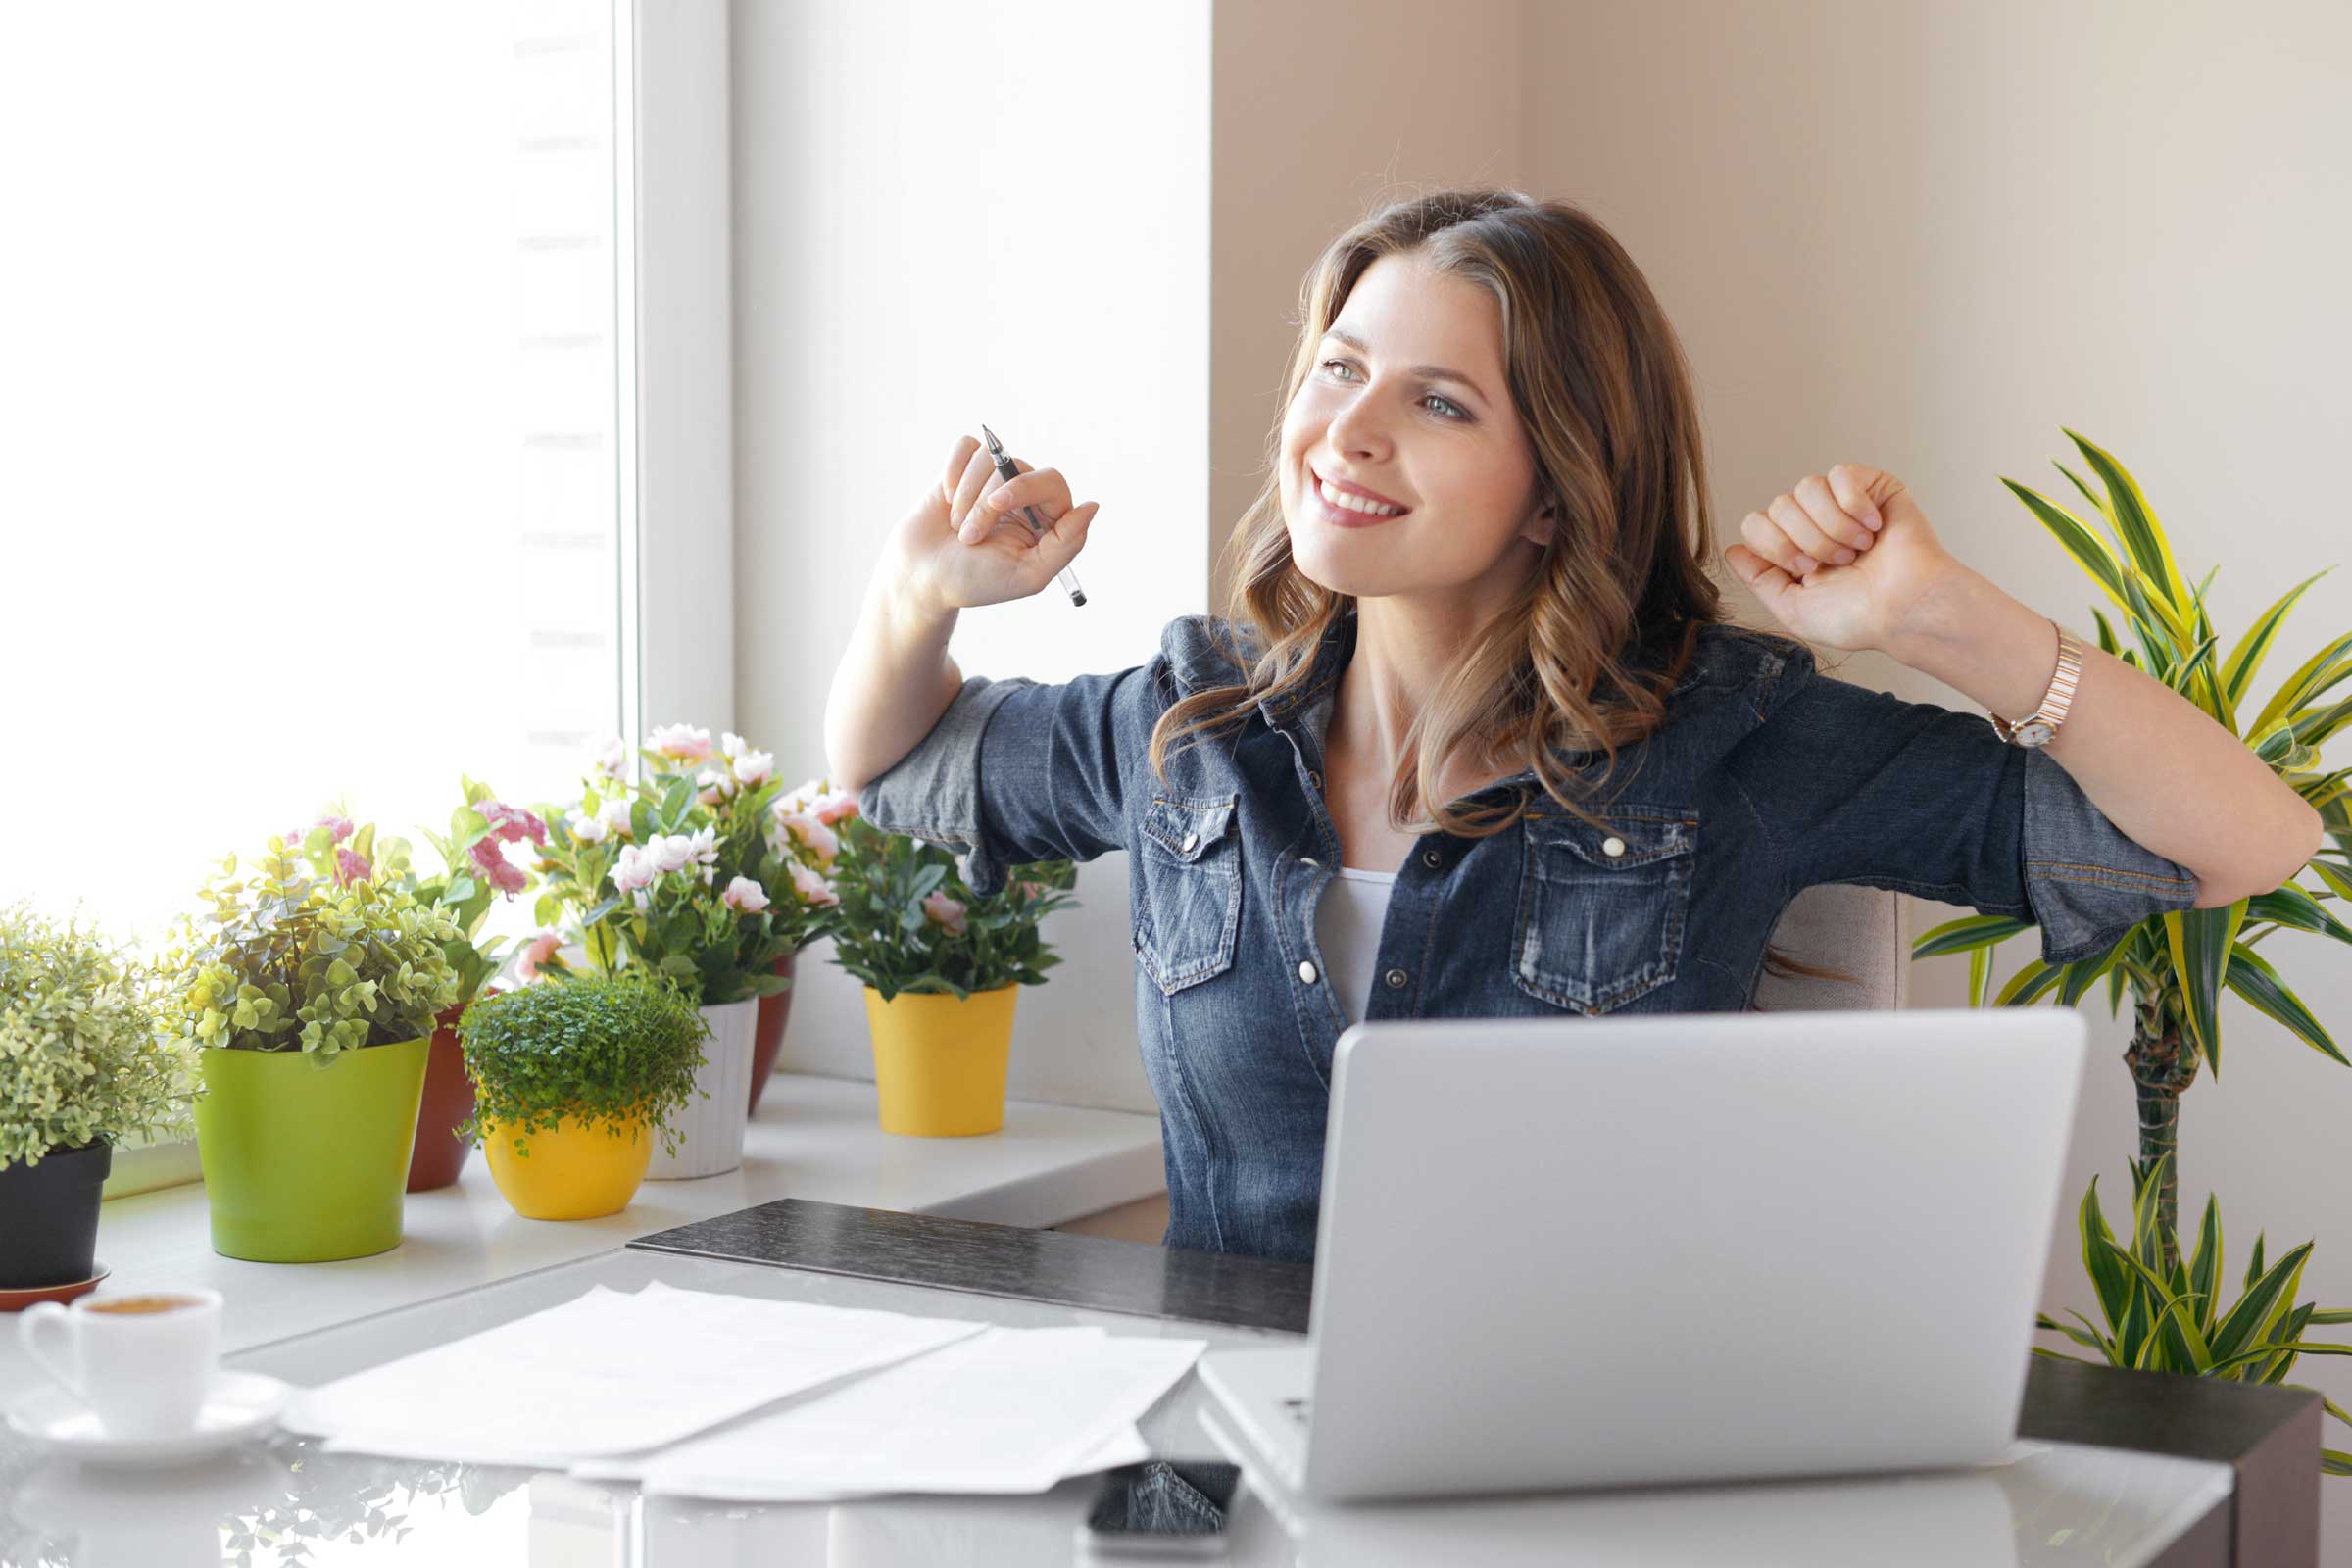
[18, 1287, 224, 1438]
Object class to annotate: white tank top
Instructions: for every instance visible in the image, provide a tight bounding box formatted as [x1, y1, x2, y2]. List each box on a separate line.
[1314, 864, 1398, 1025]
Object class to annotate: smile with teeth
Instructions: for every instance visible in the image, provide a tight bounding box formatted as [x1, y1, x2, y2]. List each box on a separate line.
[1314, 474, 1408, 516]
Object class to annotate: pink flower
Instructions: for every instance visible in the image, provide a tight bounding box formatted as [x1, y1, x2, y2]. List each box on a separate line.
[646, 722, 713, 762]
[334, 847, 372, 885]
[467, 836, 527, 897]
[786, 859, 839, 909]
[731, 749, 776, 789]
[810, 790, 859, 826]
[316, 814, 356, 845]
[695, 766, 735, 807]
[776, 812, 839, 870]
[516, 927, 564, 982]
[283, 828, 303, 848]
[480, 802, 548, 846]
[921, 891, 968, 938]
[1016, 879, 1049, 901]
[721, 875, 770, 914]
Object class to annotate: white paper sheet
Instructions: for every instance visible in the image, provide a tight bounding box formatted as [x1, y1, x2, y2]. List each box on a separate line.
[587, 1323, 1206, 1501]
[285, 1281, 992, 1467]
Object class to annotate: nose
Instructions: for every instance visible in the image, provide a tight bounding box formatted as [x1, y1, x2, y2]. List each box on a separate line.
[1321, 396, 1394, 467]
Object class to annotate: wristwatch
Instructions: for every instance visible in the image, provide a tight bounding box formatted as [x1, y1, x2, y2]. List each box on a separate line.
[1990, 621, 2084, 749]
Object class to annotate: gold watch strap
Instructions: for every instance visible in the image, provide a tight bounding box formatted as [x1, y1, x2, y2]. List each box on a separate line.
[1991, 622, 2084, 748]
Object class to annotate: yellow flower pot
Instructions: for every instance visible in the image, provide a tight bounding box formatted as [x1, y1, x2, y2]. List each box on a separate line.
[483, 1112, 654, 1220]
[861, 983, 1016, 1137]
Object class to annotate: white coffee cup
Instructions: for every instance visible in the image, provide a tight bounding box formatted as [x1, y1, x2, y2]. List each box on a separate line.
[18, 1287, 224, 1438]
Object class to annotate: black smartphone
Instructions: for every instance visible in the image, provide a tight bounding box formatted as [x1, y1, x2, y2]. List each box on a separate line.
[1074, 1459, 1244, 1558]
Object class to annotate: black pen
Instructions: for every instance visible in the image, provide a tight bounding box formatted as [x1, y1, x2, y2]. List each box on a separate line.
[981, 423, 1087, 608]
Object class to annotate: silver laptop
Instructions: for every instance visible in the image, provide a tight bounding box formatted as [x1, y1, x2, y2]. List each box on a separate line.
[1195, 1007, 2085, 1504]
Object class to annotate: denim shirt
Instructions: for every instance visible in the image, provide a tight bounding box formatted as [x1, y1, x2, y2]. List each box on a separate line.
[857, 607, 2200, 1264]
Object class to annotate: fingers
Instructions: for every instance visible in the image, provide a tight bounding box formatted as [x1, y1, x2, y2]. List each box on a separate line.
[1035, 501, 1100, 568]
[948, 445, 998, 536]
[939, 435, 980, 507]
[1824, 464, 1885, 534]
[1769, 493, 1846, 569]
[968, 466, 1067, 541]
[1740, 507, 1816, 577]
[1723, 541, 1794, 600]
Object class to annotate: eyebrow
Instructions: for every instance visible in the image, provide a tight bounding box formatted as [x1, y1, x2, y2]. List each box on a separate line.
[1321, 329, 1493, 408]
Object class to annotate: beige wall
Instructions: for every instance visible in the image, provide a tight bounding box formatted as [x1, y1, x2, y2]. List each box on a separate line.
[741, 3, 2352, 1530]
[1523, 0, 2352, 1540]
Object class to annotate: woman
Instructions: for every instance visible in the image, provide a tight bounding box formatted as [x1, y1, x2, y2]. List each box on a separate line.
[825, 187, 2319, 1265]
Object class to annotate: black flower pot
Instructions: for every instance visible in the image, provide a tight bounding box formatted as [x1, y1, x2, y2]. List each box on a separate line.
[0, 1141, 112, 1288]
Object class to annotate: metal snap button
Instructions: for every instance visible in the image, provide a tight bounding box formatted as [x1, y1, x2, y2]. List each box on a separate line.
[1307, 770, 1322, 792]
[1384, 967, 1407, 989]
[1181, 830, 1200, 853]
[1601, 835, 1626, 858]
[1298, 960, 1318, 984]
[1420, 848, 1441, 868]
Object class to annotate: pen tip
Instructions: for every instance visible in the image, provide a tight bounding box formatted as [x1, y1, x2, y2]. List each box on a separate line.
[980, 423, 1000, 449]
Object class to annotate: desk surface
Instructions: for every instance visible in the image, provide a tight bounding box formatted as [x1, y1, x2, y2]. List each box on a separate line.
[2, 1198, 2318, 1566]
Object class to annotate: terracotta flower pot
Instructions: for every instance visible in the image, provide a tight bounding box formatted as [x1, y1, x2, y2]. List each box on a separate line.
[407, 994, 492, 1193]
[748, 952, 797, 1115]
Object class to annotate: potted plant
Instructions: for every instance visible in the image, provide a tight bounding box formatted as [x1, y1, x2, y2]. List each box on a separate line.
[1912, 429, 2352, 1475]
[750, 773, 863, 1113]
[169, 824, 461, 1261]
[825, 813, 1079, 1136]
[453, 971, 707, 1220]
[0, 901, 196, 1291]
[390, 782, 545, 1192]
[531, 725, 795, 1178]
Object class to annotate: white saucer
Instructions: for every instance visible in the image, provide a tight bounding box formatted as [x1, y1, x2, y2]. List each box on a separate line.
[3, 1370, 289, 1468]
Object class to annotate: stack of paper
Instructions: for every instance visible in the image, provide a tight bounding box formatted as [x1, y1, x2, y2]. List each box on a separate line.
[284, 1282, 992, 1467]
[580, 1323, 1206, 1501]
[284, 1281, 1206, 1502]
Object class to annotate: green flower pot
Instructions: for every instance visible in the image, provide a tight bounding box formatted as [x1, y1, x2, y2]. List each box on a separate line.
[193, 1037, 431, 1262]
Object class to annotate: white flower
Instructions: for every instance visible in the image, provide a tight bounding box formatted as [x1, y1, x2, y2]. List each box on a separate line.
[612, 843, 655, 894]
[591, 736, 628, 778]
[646, 722, 713, 762]
[599, 797, 635, 839]
[571, 810, 609, 845]
[683, 826, 719, 866]
[731, 748, 775, 789]
[721, 875, 770, 914]
[648, 833, 696, 876]
[720, 731, 750, 760]
[773, 777, 823, 817]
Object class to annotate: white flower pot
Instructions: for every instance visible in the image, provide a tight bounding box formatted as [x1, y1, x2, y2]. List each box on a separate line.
[645, 998, 758, 1180]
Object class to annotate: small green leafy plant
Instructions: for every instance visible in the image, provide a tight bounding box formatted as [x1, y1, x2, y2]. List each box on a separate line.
[170, 830, 462, 1061]
[2036, 1152, 2352, 1476]
[0, 901, 197, 1167]
[825, 813, 1080, 1002]
[453, 972, 708, 1160]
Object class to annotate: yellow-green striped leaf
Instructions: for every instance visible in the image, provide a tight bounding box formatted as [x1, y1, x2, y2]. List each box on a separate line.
[2064, 427, 2191, 614]
[1912, 913, 2033, 958]
[2222, 567, 2333, 710]
[2163, 903, 2246, 1076]
[2225, 943, 2350, 1067]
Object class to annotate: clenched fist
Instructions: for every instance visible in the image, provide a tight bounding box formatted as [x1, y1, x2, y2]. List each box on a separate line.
[1723, 463, 1961, 653]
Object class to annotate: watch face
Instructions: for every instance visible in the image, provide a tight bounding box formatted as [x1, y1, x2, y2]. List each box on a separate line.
[2017, 719, 2056, 747]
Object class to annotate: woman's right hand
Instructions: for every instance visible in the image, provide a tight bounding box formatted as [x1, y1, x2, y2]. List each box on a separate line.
[888, 435, 1100, 612]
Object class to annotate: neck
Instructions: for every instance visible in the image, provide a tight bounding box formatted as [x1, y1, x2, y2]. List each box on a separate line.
[1328, 594, 1512, 803]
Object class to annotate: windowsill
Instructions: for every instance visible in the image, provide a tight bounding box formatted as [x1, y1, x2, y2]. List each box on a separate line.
[49, 1071, 1165, 1363]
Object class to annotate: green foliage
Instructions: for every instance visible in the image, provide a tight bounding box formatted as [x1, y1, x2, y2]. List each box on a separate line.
[824, 812, 1079, 1002]
[1913, 428, 2352, 1080]
[2034, 1153, 2352, 1477]
[453, 971, 709, 1160]
[397, 776, 545, 1008]
[0, 901, 197, 1167]
[169, 832, 461, 1062]
[531, 740, 815, 1005]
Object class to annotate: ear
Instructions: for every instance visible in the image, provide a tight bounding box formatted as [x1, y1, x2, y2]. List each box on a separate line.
[1519, 502, 1555, 550]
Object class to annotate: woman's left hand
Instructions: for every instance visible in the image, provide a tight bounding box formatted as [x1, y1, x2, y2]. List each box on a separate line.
[1723, 463, 1961, 653]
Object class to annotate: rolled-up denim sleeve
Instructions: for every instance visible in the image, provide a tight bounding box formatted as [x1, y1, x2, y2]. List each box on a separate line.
[855, 657, 1166, 899]
[1722, 641, 2201, 968]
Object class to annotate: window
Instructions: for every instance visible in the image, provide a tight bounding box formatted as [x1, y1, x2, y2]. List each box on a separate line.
[0, 1, 636, 946]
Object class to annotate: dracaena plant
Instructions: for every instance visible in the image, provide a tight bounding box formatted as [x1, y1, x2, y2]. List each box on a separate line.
[1914, 428, 2352, 1261]
[824, 812, 1081, 1002]
[2035, 1152, 2352, 1476]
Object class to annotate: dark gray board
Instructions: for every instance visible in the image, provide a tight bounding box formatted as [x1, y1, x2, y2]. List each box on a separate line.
[633, 1199, 2319, 1565]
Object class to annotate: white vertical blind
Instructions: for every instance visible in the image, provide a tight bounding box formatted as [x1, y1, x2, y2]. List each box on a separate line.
[0, 0, 630, 947]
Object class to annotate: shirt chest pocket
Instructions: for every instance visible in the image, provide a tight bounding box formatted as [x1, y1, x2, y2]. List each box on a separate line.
[1132, 792, 1243, 995]
[1510, 806, 1697, 1014]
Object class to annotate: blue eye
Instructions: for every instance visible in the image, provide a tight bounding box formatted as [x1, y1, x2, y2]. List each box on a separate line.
[1317, 359, 1471, 422]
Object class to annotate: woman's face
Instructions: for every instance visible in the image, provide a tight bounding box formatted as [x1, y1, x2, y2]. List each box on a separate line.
[1280, 250, 1551, 605]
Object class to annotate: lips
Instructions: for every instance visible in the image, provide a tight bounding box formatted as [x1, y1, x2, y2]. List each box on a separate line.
[1311, 466, 1410, 513]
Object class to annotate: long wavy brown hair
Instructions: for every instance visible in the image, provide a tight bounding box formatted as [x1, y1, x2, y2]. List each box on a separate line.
[1147, 185, 1849, 997]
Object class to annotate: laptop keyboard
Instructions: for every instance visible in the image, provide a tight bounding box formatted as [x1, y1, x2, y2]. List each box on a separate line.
[1282, 1396, 1311, 1426]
